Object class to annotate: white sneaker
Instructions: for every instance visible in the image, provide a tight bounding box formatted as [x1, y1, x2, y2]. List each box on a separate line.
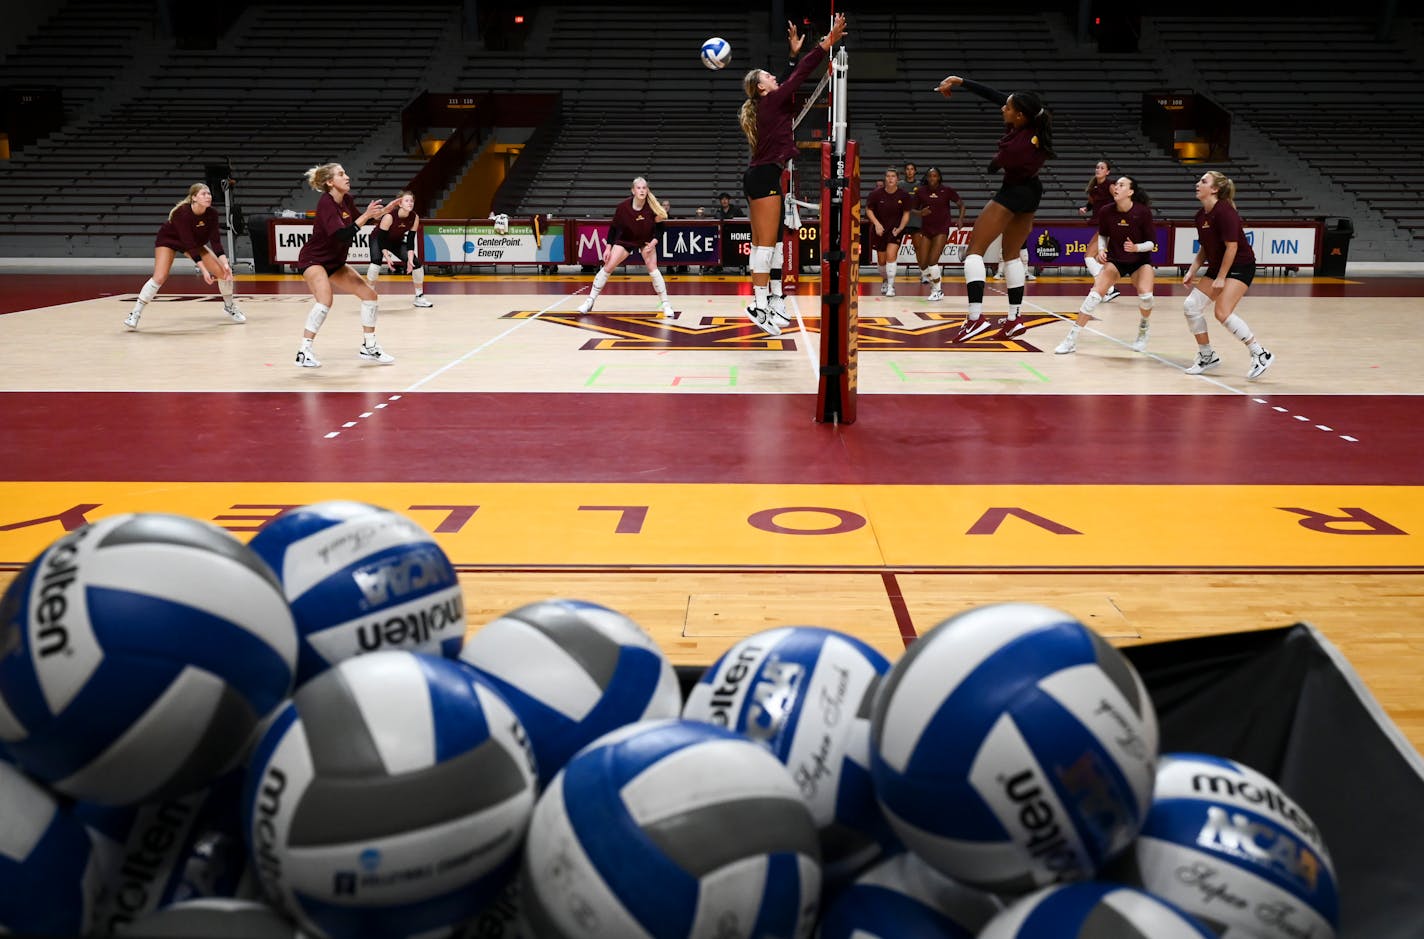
[124, 310, 141, 329]
[1025, 270, 1038, 282]
[1055, 335, 1077, 355]
[225, 304, 247, 324]
[1246, 349, 1275, 380]
[1185, 350, 1221, 375]
[1131, 323, 1150, 352]
[927, 285, 943, 302]
[295, 347, 321, 368]
[358, 342, 396, 364]
[1103, 287, 1121, 303]
[768, 295, 786, 319]
[884, 283, 896, 297]
[413, 295, 434, 308]
[746, 304, 782, 337]
[659, 300, 676, 321]
[576, 298, 594, 314]
[878, 281, 888, 296]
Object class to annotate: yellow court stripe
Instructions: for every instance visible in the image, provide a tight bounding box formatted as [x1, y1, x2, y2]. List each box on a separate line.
[0, 483, 1420, 570]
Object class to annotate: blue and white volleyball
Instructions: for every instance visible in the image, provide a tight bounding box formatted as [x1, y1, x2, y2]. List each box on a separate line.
[870, 603, 1159, 893]
[458, 598, 681, 789]
[1112, 753, 1339, 938]
[248, 501, 465, 685]
[79, 770, 252, 934]
[520, 719, 822, 938]
[683, 625, 893, 877]
[700, 36, 731, 70]
[817, 852, 1001, 939]
[125, 898, 301, 938]
[0, 760, 103, 935]
[242, 651, 536, 939]
[0, 513, 298, 805]
[978, 882, 1213, 938]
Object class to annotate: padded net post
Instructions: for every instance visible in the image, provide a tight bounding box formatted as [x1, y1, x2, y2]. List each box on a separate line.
[816, 49, 857, 425]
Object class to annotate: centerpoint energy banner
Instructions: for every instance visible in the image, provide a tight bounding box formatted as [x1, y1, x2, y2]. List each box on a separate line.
[422, 219, 566, 265]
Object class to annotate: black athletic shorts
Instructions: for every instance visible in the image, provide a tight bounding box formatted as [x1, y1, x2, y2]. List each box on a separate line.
[1208, 262, 1256, 287]
[743, 163, 784, 201]
[1107, 256, 1153, 278]
[991, 177, 1044, 214]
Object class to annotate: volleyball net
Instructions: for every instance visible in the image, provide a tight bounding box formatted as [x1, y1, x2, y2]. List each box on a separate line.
[786, 47, 858, 424]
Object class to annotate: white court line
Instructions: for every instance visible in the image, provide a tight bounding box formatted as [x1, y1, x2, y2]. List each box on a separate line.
[995, 286, 1361, 441]
[404, 288, 588, 392]
[785, 293, 821, 384]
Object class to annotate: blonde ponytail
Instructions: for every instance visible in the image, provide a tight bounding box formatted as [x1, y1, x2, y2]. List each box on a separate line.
[1204, 170, 1236, 204]
[304, 162, 341, 192]
[739, 69, 762, 153]
[168, 182, 207, 221]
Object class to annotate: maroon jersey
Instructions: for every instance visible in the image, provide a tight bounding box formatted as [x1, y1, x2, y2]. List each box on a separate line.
[992, 124, 1048, 184]
[297, 192, 359, 268]
[749, 43, 829, 168]
[607, 197, 661, 249]
[914, 184, 961, 236]
[866, 187, 913, 232]
[155, 203, 223, 259]
[383, 208, 418, 249]
[1095, 201, 1155, 265]
[1084, 178, 1112, 213]
[1195, 199, 1255, 272]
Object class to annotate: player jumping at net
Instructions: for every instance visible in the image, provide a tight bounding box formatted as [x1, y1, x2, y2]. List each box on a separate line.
[365, 190, 433, 308]
[1056, 174, 1157, 355]
[126, 183, 244, 330]
[576, 177, 674, 320]
[294, 163, 395, 368]
[1182, 170, 1275, 380]
[934, 74, 1055, 342]
[738, 13, 848, 337]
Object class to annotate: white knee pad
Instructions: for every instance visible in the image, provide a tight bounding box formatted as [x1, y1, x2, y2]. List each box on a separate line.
[1138, 293, 1154, 311]
[360, 300, 378, 327]
[1004, 258, 1026, 290]
[963, 254, 986, 284]
[1183, 288, 1210, 333]
[750, 244, 775, 275]
[1084, 255, 1103, 277]
[649, 269, 667, 297]
[305, 303, 329, 334]
[138, 278, 161, 303]
[1080, 291, 1103, 317]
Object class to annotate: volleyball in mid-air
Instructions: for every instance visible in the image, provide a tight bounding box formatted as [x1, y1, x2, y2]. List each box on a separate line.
[700, 36, 731, 70]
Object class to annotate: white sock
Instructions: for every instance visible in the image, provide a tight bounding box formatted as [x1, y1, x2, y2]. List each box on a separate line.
[1223, 313, 1254, 344]
[589, 269, 609, 299]
[363, 332, 378, 348]
[1080, 291, 1103, 319]
[754, 284, 770, 307]
[365, 263, 380, 285]
[650, 269, 668, 299]
[1085, 256, 1103, 278]
[217, 279, 234, 307]
[134, 278, 160, 310]
[886, 261, 898, 286]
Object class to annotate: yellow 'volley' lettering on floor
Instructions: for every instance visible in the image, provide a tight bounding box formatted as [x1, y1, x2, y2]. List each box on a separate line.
[0, 483, 1420, 570]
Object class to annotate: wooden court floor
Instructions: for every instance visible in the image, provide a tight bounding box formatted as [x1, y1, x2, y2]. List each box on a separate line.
[2, 267, 1422, 753]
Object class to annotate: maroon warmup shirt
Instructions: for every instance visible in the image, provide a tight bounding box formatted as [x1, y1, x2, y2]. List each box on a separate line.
[155, 203, 224, 260]
[1195, 199, 1256, 273]
[297, 192, 359, 269]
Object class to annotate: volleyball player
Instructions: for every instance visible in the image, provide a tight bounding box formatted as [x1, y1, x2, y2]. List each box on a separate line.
[576, 177, 674, 319]
[934, 74, 1055, 342]
[911, 167, 965, 302]
[739, 14, 848, 336]
[294, 163, 394, 368]
[1079, 159, 1120, 301]
[1181, 171, 1275, 380]
[866, 167, 912, 297]
[125, 183, 244, 329]
[365, 190, 433, 308]
[1056, 174, 1157, 354]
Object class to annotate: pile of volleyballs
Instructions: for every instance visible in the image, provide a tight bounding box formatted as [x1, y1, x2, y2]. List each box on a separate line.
[0, 502, 1341, 938]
